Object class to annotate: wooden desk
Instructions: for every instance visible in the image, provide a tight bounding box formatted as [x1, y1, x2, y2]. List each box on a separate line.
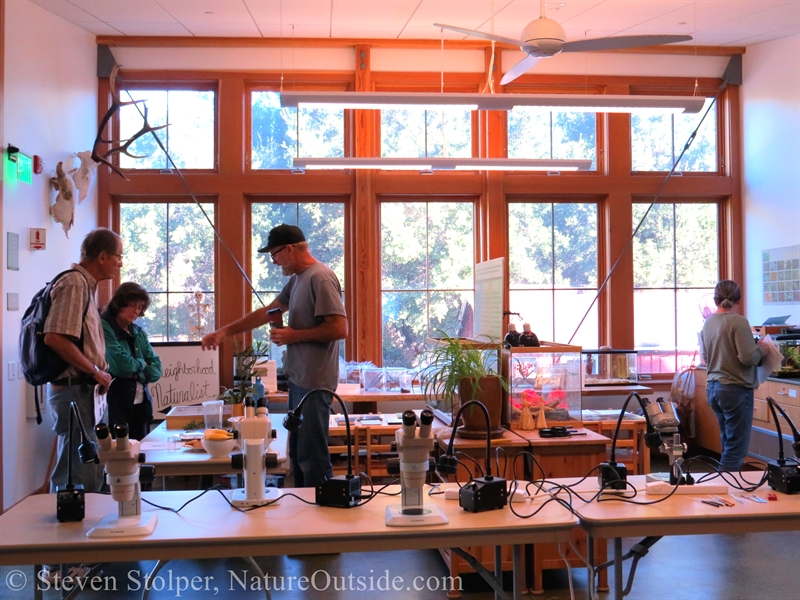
[0, 485, 577, 600]
[140, 420, 290, 478]
[572, 474, 800, 600]
[266, 390, 426, 414]
[328, 414, 403, 477]
[509, 427, 609, 594]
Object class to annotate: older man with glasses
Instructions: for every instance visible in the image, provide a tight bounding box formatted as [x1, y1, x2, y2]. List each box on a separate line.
[201, 224, 347, 487]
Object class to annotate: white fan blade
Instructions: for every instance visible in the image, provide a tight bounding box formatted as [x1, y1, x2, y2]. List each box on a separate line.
[500, 55, 542, 86]
[433, 23, 523, 47]
[562, 34, 692, 53]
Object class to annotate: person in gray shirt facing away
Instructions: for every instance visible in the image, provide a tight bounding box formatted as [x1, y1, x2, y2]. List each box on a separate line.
[700, 279, 768, 471]
[202, 224, 347, 487]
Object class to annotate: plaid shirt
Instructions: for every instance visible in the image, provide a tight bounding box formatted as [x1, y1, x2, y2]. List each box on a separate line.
[43, 263, 108, 378]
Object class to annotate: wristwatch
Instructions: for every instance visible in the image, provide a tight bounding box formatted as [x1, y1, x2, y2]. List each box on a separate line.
[91, 364, 100, 374]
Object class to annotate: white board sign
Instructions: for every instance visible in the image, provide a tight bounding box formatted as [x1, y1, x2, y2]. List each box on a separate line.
[150, 343, 220, 417]
[474, 257, 505, 340]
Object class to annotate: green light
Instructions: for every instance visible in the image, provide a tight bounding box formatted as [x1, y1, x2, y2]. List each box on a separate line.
[17, 153, 33, 184]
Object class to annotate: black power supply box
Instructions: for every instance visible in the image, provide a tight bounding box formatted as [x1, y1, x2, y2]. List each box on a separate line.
[768, 463, 800, 495]
[459, 477, 508, 513]
[598, 462, 628, 491]
[316, 475, 362, 508]
[56, 485, 85, 522]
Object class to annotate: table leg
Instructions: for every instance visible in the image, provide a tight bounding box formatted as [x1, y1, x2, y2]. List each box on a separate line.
[614, 537, 623, 600]
[587, 535, 595, 600]
[513, 544, 524, 600]
[495, 546, 502, 600]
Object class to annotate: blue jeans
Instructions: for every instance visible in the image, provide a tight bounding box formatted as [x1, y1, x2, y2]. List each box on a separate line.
[48, 383, 106, 492]
[288, 383, 334, 488]
[706, 381, 754, 471]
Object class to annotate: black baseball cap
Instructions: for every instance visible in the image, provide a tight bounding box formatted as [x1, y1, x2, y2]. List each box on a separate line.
[258, 224, 306, 253]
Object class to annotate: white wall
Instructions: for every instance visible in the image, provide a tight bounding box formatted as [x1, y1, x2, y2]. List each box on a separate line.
[741, 35, 800, 326]
[2, 0, 98, 509]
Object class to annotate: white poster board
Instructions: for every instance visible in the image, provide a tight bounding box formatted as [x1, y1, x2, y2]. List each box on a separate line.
[474, 257, 505, 340]
[150, 343, 220, 417]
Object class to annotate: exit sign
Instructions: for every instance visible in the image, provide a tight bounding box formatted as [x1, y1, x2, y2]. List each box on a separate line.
[17, 153, 33, 184]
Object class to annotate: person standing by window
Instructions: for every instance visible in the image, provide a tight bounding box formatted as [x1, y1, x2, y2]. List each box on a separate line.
[201, 224, 347, 487]
[700, 280, 767, 470]
[102, 282, 162, 440]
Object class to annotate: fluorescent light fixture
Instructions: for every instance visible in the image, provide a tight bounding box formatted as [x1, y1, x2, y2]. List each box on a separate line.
[280, 91, 704, 114]
[292, 157, 592, 171]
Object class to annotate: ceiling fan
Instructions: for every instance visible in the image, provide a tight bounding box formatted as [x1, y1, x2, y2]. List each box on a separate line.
[435, 0, 692, 85]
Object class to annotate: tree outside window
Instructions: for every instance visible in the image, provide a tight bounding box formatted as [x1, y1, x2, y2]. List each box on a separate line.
[119, 89, 216, 170]
[508, 203, 599, 348]
[251, 91, 344, 169]
[633, 202, 719, 374]
[381, 108, 472, 158]
[251, 202, 346, 364]
[381, 202, 474, 368]
[119, 202, 216, 341]
[632, 98, 717, 172]
[508, 108, 596, 169]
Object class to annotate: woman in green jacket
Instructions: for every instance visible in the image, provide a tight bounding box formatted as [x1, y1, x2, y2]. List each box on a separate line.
[102, 282, 162, 439]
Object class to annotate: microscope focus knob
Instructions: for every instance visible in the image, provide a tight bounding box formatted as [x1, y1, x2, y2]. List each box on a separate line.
[231, 453, 244, 470]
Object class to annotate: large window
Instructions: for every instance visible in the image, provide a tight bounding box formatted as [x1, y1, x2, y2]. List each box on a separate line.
[632, 98, 717, 172]
[119, 202, 216, 341]
[381, 108, 472, 158]
[508, 109, 596, 169]
[633, 202, 719, 374]
[251, 202, 346, 362]
[119, 89, 216, 170]
[251, 91, 344, 169]
[508, 202, 599, 348]
[381, 202, 474, 367]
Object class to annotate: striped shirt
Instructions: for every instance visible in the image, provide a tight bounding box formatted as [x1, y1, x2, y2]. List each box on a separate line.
[43, 263, 108, 378]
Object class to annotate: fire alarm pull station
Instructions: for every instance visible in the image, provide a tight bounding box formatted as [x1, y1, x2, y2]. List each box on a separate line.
[29, 228, 46, 250]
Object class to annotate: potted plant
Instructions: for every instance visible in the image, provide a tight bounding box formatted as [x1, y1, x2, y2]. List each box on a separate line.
[220, 339, 269, 416]
[419, 332, 508, 438]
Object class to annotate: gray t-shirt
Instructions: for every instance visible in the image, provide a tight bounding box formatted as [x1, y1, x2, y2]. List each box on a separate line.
[700, 312, 764, 388]
[276, 261, 346, 390]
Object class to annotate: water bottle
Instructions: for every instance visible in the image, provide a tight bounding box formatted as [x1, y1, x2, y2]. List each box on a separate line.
[504, 323, 521, 347]
[519, 323, 540, 347]
[253, 376, 265, 401]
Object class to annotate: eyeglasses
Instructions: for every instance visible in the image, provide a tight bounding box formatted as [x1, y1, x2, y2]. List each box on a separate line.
[269, 245, 290, 260]
[107, 252, 123, 260]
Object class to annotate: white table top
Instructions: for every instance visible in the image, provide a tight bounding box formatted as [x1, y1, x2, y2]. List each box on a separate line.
[562, 474, 800, 538]
[0, 484, 577, 566]
[140, 419, 289, 476]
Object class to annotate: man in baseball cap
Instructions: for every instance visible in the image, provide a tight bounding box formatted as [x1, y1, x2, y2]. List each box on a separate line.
[202, 224, 347, 488]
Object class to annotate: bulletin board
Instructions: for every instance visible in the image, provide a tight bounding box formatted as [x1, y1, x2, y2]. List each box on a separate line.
[150, 343, 220, 417]
[763, 245, 800, 304]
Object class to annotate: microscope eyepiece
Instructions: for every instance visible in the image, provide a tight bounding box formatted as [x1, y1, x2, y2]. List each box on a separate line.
[402, 410, 417, 426]
[114, 423, 129, 439]
[95, 422, 110, 440]
[420, 409, 434, 425]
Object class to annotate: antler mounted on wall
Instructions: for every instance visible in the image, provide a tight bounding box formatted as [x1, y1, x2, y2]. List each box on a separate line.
[92, 64, 168, 180]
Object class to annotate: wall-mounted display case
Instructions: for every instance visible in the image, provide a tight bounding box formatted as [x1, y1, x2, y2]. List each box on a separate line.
[503, 343, 583, 426]
[581, 349, 638, 386]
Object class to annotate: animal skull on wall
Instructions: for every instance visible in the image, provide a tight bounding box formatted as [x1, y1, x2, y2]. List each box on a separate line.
[50, 161, 76, 237]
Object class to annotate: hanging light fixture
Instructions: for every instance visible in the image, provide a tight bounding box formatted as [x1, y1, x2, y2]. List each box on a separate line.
[291, 157, 592, 171]
[280, 91, 704, 114]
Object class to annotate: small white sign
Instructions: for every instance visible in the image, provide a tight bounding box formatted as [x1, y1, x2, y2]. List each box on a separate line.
[252, 358, 279, 393]
[29, 228, 46, 250]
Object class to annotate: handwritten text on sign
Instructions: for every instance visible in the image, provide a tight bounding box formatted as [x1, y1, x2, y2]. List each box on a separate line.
[151, 343, 220, 416]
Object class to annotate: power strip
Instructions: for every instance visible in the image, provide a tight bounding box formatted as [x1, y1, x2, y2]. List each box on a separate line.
[444, 488, 528, 503]
[645, 481, 728, 495]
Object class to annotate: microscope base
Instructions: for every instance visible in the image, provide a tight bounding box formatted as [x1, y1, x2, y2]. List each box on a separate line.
[385, 504, 448, 527]
[231, 487, 282, 508]
[87, 513, 158, 538]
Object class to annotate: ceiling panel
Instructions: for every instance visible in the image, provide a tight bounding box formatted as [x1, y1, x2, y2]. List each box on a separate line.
[159, 1, 257, 24]
[106, 21, 194, 36]
[183, 22, 264, 37]
[72, 1, 175, 23]
[30, 0, 102, 23]
[23, 0, 800, 48]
